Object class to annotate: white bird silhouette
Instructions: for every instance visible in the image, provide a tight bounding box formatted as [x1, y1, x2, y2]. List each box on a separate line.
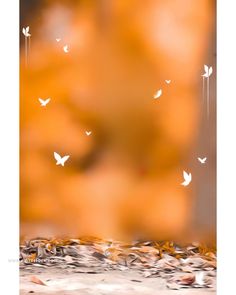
[22, 26, 31, 37]
[85, 131, 92, 136]
[56, 38, 61, 42]
[153, 89, 162, 99]
[202, 65, 213, 78]
[181, 171, 192, 186]
[198, 157, 207, 164]
[165, 80, 171, 84]
[63, 45, 69, 53]
[54, 152, 70, 166]
[38, 98, 51, 107]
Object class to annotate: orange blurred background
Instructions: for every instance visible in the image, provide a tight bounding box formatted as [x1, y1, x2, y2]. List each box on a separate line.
[20, 0, 216, 244]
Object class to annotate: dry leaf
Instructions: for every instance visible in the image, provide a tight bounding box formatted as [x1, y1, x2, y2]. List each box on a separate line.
[167, 282, 180, 290]
[20, 237, 216, 290]
[179, 274, 195, 285]
[30, 276, 47, 286]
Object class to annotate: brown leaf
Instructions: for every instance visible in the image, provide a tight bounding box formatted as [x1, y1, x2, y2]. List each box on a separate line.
[167, 282, 180, 290]
[180, 265, 193, 273]
[30, 276, 47, 286]
[180, 274, 195, 285]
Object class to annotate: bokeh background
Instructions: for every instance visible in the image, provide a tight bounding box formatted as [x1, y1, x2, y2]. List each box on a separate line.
[20, 0, 216, 244]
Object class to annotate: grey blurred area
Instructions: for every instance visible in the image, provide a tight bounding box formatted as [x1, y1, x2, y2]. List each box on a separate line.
[191, 32, 216, 241]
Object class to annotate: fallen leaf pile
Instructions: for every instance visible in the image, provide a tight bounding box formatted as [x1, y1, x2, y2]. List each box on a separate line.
[20, 237, 216, 290]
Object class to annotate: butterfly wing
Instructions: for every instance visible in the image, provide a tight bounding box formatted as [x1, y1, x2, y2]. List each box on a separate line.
[183, 171, 191, 182]
[38, 98, 44, 104]
[188, 173, 192, 181]
[54, 152, 62, 162]
[208, 67, 213, 76]
[61, 155, 70, 164]
[198, 157, 207, 163]
[204, 64, 208, 74]
[63, 45, 69, 52]
[154, 89, 162, 99]
[183, 171, 188, 180]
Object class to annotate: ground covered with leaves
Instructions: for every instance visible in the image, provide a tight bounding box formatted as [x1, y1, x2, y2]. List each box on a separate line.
[20, 237, 216, 294]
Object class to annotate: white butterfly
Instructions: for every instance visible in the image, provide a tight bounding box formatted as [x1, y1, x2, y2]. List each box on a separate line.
[54, 152, 70, 166]
[85, 131, 92, 136]
[202, 65, 213, 78]
[181, 171, 192, 186]
[22, 26, 31, 37]
[56, 38, 61, 42]
[63, 45, 69, 53]
[153, 89, 162, 99]
[38, 98, 51, 107]
[197, 157, 207, 164]
[165, 80, 171, 84]
[195, 272, 205, 286]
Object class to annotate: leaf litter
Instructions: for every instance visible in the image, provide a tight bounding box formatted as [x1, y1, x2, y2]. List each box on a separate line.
[20, 237, 216, 290]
